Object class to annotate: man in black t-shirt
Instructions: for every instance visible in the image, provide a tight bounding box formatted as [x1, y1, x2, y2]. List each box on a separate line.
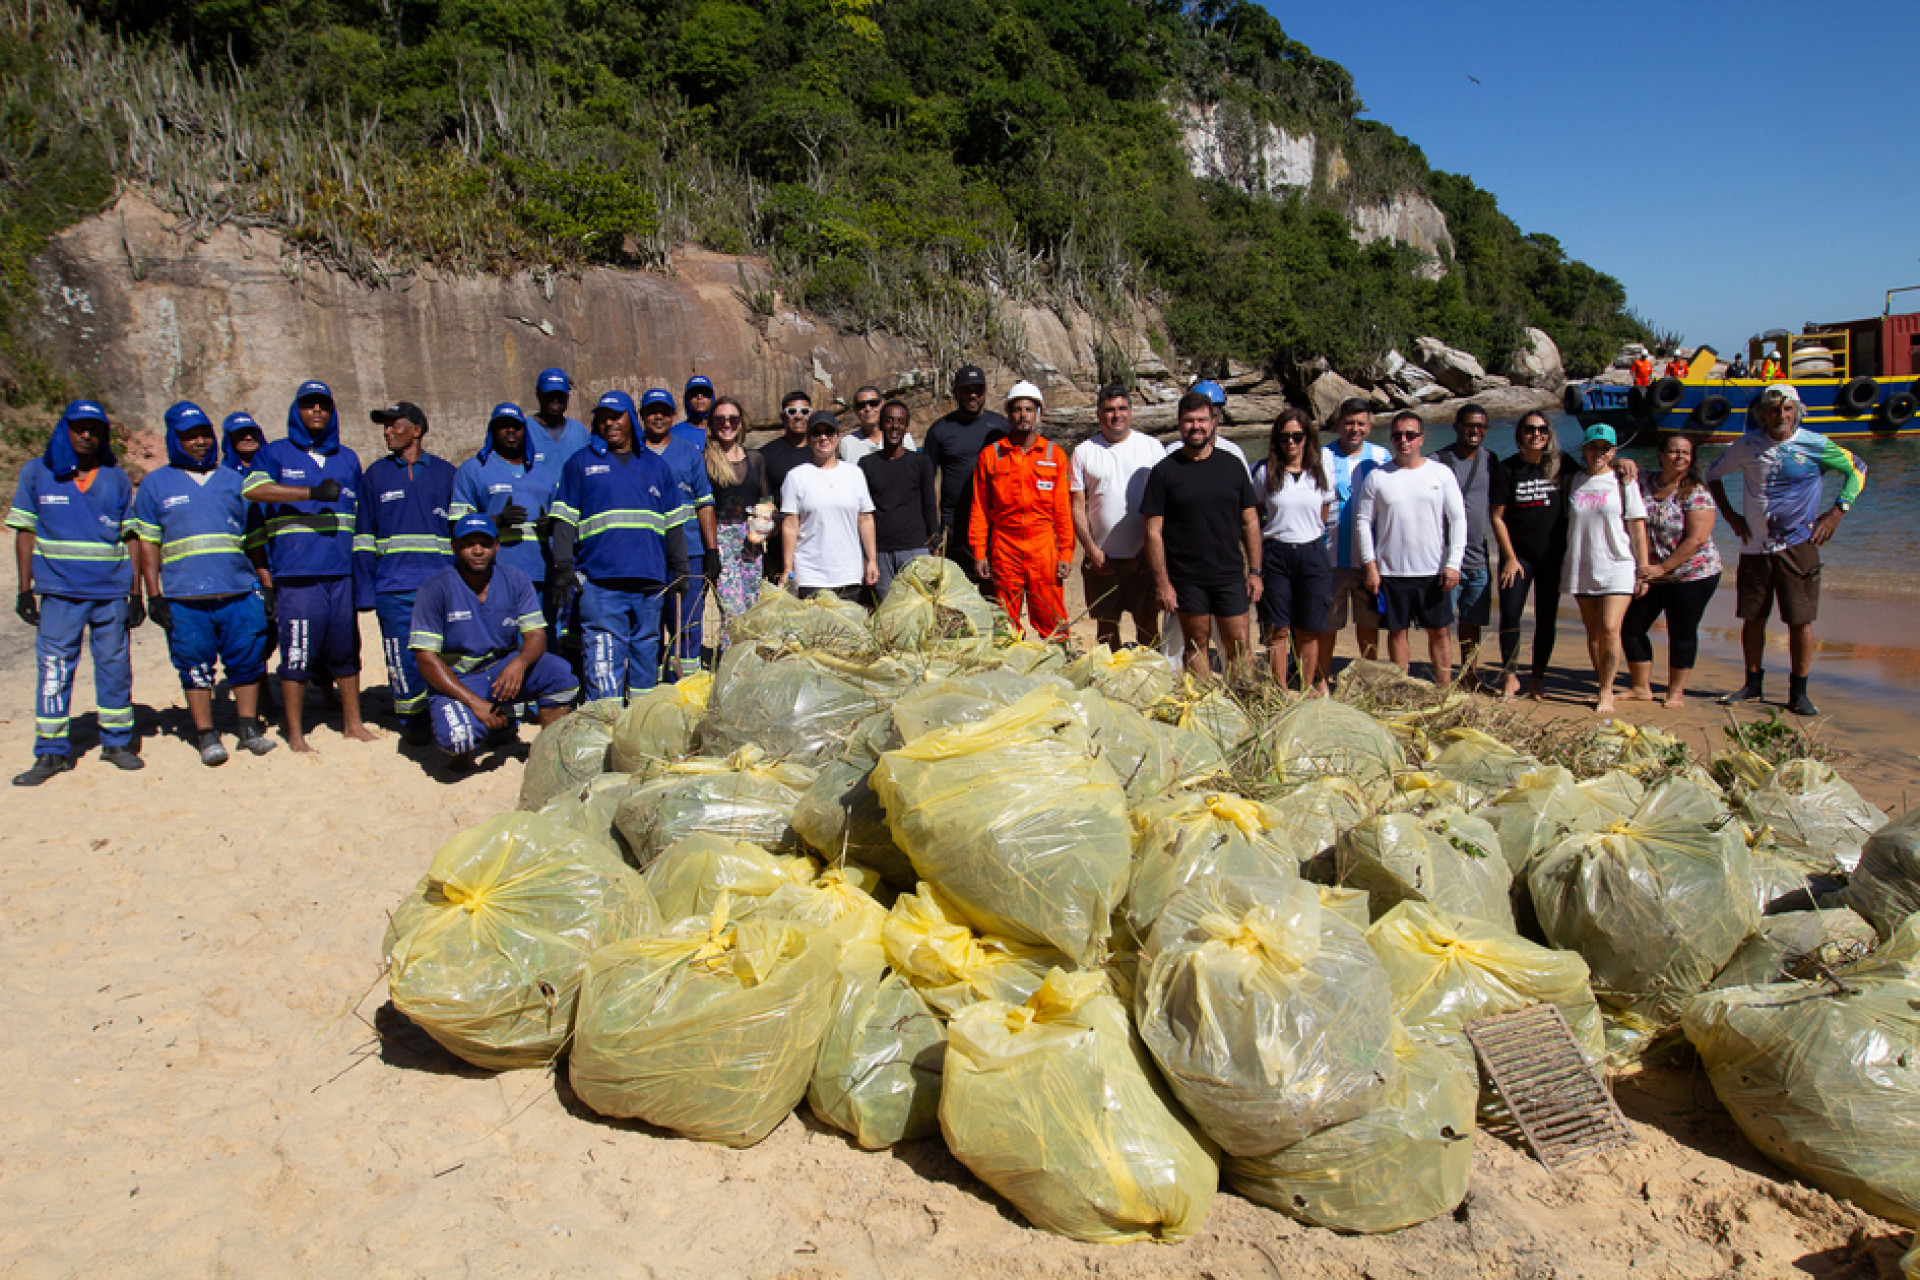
[922, 364, 1008, 583]
[758, 389, 814, 582]
[1141, 393, 1264, 679]
[858, 400, 938, 600]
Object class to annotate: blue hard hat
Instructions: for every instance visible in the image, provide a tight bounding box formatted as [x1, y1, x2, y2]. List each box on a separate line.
[452, 512, 499, 541]
[536, 368, 571, 394]
[640, 388, 676, 414]
[1192, 379, 1226, 406]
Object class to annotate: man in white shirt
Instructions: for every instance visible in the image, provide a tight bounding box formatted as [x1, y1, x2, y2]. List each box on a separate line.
[780, 412, 879, 600]
[1071, 385, 1166, 647]
[1357, 411, 1467, 685]
[1316, 397, 1390, 682]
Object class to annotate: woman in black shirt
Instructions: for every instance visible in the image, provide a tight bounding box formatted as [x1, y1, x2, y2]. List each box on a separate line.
[702, 397, 770, 653]
[1488, 410, 1571, 699]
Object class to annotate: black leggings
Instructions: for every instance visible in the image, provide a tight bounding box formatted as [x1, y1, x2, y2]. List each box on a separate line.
[1497, 553, 1562, 680]
[1621, 573, 1721, 669]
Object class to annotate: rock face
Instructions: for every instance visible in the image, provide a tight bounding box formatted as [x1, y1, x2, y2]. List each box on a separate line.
[30, 196, 1159, 457]
[1173, 98, 1316, 196]
[1413, 337, 1487, 396]
[1347, 194, 1455, 278]
[1508, 327, 1565, 391]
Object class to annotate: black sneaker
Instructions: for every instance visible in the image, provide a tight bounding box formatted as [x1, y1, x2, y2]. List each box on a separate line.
[400, 717, 435, 747]
[196, 731, 230, 767]
[238, 722, 279, 756]
[1719, 675, 1764, 705]
[1786, 690, 1820, 716]
[12, 754, 74, 786]
[100, 746, 146, 771]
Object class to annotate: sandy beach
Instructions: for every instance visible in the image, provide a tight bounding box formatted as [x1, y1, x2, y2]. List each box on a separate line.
[1, 583, 1916, 1279]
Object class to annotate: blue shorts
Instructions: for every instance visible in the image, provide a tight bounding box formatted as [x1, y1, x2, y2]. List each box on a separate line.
[276, 576, 361, 683]
[429, 652, 578, 755]
[167, 592, 270, 689]
[1449, 564, 1493, 628]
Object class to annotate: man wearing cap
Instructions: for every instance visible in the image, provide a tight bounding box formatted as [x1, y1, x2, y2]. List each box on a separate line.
[411, 514, 578, 770]
[840, 385, 912, 463]
[1356, 411, 1468, 686]
[9, 400, 145, 783]
[242, 380, 374, 752]
[1707, 383, 1867, 716]
[354, 402, 456, 743]
[1142, 392, 1265, 680]
[221, 412, 268, 476]
[1073, 385, 1166, 649]
[969, 382, 1073, 640]
[779, 411, 878, 599]
[857, 400, 937, 598]
[759, 390, 815, 584]
[1433, 402, 1497, 686]
[549, 391, 690, 701]
[1317, 396, 1391, 680]
[922, 365, 1009, 583]
[128, 401, 277, 765]
[675, 375, 715, 449]
[449, 403, 556, 604]
[639, 388, 719, 678]
[531, 368, 593, 465]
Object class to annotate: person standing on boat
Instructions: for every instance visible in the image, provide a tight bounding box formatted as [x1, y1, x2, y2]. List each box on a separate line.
[1664, 353, 1691, 379]
[1758, 351, 1783, 382]
[1631, 353, 1654, 387]
[1708, 383, 1866, 716]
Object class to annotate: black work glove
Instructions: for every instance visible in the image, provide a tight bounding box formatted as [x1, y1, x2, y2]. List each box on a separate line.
[497, 500, 529, 531]
[15, 590, 38, 626]
[703, 549, 721, 589]
[261, 585, 277, 624]
[149, 596, 174, 634]
[550, 563, 581, 613]
[309, 478, 343, 503]
[126, 594, 146, 630]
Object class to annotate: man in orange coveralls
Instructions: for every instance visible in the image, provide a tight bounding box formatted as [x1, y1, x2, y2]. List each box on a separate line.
[969, 380, 1073, 639]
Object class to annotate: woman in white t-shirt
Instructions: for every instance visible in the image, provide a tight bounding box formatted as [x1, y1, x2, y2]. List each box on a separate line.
[1250, 409, 1334, 691]
[1562, 424, 1648, 714]
[780, 411, 878, 600]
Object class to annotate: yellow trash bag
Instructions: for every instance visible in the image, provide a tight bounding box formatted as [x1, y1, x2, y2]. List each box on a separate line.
[517, 698, 622, 810]
[808, 941, 946, 1149]
[1150, 675, 1253, 752]
[538, 771, 637, 862]
[880, 884, 1070, 1018]
[1263, 697, 1404, 793]
[1477, 767, 1643, 877]
[614, 746, 817, 867]
[1365, 901, 1606, 1068]
[1847, 806, 1920, 940]
[384, 812, 655, 1071]
[1227, 1025, 1475, 1233]
[1683, 919, 1920, 1243]
[1423, 728, 1538, 806]
[872, 689, 1132, 966]
[1067, 687, 1197, 802]
[1709, 907, 1878, 990]
[1319, 885, 1372, 930]
[1126, 790, 1302, 938]
[763, 867, 889, 949]
[890, 670, 1050, 744]
[1588, 718, 1686, 776]
[791, 760, 918, 891]
[1529, 777, 1757, 1023]
[730, 583, 877, 655]
[569, 897, 837, 1147]
[994, 637, 1069, 676]
[1336, 808, 1514, 931]
[941, 969, 1219, 1243]
[1066, 643, 1178, 711]
[1739, 758, 1888, 874]
[871, 554, 996, 659]
[1136, 877, 1397, 1158]
[643, 834, 816, 923]
[699, 643, 906, 765]
[608, 672, 712, 772]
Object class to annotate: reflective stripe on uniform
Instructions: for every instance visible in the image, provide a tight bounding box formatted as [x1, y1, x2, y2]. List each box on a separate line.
[31, 536, 127, 562]
[159, 532, 247, 563]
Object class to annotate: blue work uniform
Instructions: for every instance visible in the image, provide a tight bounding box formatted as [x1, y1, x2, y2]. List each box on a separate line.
[408, 563, 576, 755]
[529, 414, 592, 467]
[550, 432, 689, 701]
[448, 423, 558, 590]
[242, 382, 365, 683]
[354, 452, 455, 719]
[647, 433, 716, 679]
[671, 420, 707, 450]
[127, 404, 270, 692]
[6, 403, 137, 756]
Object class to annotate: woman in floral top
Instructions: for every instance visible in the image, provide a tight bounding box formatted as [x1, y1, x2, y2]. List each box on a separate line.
[1622, 433, 1723, 706]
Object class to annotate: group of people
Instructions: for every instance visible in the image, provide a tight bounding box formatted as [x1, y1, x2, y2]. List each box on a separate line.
[8, 360, 1867, 785]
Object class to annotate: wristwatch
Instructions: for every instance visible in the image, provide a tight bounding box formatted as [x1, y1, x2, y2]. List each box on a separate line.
[1834, 500, 1850, 513]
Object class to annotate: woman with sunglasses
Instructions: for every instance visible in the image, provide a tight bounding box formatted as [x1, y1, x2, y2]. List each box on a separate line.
[1489, 410, 1573, 699]
[1250, 408, 1334, 691]
[1620, 433, 1721, 707]
[701, 398, 770, 652]
[1563, 424, 1649, 713]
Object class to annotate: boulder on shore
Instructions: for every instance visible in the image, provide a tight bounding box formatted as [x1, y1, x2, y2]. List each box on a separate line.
[1413, 337, 1486, 396]
[1308, 370, 1370, 426]
[1508, 328, 1566, 391]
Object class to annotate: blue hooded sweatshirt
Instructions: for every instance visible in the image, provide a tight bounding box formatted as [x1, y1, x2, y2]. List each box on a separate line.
[449, 403, 560, 586]
[549, 392, 689, 584]
[241, 380, 364, 581]
[5, 400, 135, 599]
[127, 401, 260, 599]
[221, 412, 266, 474]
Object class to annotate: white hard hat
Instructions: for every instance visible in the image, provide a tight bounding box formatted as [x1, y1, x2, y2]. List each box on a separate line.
[1005, 379, 1044, 407]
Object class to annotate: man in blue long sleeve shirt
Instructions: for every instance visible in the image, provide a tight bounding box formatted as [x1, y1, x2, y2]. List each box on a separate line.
[242, 380, 376, 752]
[531, 367, 593, 466]
[448, 402, 557, 593]
[9, 400, 145, 783]
[640, 388, 718, 679]
[355, 401, 456, 742]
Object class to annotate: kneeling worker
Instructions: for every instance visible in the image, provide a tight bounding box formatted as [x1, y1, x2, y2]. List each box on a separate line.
[411, 514, 578, 768]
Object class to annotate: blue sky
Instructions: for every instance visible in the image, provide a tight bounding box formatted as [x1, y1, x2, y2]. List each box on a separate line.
[1269, 0, 1920, 357]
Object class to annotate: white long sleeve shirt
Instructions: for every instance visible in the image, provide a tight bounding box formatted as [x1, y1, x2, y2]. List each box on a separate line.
[1354, 460, 1466, 577]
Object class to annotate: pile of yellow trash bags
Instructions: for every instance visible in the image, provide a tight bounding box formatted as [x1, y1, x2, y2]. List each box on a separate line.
[384, 566, 1920, 1251]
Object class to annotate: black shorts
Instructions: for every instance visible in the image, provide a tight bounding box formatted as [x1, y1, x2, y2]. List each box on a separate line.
[1173, 575, 1249, 620]
[1378, 574, 1454, 632]
[1257, 538, 1332, 633]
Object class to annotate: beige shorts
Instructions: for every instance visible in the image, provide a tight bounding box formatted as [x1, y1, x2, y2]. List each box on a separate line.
[1327, 566, 1382, 632]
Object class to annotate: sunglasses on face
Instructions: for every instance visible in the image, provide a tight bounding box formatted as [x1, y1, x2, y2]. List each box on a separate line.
[1391, 431, 1424, 441]
[784, 406, 811, 418]
[710, 414, 742, 426]
[854, 399, 882, 410]
[1519, 424, 1551, 435]
[1278, 432, 1307, 443]
[810, 428, 839, 439]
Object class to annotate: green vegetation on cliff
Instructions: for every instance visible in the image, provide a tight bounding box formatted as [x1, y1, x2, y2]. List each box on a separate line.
[3, 0, 1651, 407]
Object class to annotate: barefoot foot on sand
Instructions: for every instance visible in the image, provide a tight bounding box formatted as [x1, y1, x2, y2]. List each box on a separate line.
[1662, 694, 1687, 709]
[343, 724, 379, 743]
[288, 737, 315, 754]
[1593, 697, 1616, 714]
[1622, 688, 1656, 702]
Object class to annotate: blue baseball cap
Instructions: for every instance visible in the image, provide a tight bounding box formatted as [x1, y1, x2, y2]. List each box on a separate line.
[536, 368, 571, 394]
[1192, 379, 1226, 406]
[65, 399, 109, 424]
[640, 388, 676, 414]
[684, 375, 714, 397]
[294, 380, 334, 406]
[451, 513, 498, 542]
[594, 390, 636, 418]
[222, 411, 262, 436]
[166, 402, 213, 432]
[488, 402, 527, 426]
